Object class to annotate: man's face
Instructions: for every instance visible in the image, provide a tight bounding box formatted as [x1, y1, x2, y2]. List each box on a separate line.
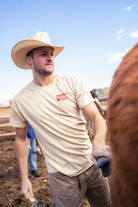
[28, 46, 54, 76]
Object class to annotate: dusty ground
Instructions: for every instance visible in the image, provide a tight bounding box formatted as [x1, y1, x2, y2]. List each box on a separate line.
[0, 107, 90, 207]
[0, 139, 52, 207]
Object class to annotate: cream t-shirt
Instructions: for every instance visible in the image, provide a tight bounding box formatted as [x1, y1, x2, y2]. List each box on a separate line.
[10, 74, 94, 176]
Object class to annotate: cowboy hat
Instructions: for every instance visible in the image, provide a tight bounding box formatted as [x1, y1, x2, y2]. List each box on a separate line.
[11, 31, 64, 69]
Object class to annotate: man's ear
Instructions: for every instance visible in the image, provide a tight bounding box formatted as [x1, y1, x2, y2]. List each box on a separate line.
[26, 56, 33, 65]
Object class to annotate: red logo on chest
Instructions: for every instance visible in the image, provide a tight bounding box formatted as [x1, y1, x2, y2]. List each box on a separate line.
[56, 93, 69, 101]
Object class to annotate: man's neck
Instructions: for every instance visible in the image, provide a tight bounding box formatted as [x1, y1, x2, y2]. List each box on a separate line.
[33, 73, 54, 86]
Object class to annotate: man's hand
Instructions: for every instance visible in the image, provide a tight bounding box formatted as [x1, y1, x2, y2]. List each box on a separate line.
[21, 178, 34, 199]
[91, 145, 112, 177]
[92, 145, 112, 163]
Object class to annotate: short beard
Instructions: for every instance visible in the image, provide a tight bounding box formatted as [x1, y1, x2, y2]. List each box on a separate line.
[33, 61, 54, 76]
[34, 67, 53, 76]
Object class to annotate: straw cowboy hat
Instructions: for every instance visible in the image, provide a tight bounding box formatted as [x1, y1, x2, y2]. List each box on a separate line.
[11, 31, 64, 69]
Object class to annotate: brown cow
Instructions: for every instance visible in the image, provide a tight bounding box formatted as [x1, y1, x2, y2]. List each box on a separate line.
[107, 42, 138, 207]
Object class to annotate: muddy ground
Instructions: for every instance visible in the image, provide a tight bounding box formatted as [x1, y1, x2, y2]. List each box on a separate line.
[0, 107, 90, 207]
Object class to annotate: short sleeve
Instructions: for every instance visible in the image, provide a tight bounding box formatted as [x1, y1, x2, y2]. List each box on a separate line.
[9, 97, 27, 128]
[74, 77, 94, 108]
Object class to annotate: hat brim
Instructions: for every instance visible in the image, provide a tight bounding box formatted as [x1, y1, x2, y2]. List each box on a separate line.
[11, 39, 64, 69]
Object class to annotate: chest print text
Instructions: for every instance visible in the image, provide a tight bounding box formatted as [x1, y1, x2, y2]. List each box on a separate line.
[56, 93, 69, 101]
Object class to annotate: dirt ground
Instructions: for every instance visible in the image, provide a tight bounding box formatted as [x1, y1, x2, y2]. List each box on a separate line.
[0, 107, 90, 207]
[0, 139, 52, 207]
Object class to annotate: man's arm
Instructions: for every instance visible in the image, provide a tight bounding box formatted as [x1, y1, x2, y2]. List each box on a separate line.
[82, 102, 107, 147]
[15, 127, 34, 199]
[82, 102, 111, 160]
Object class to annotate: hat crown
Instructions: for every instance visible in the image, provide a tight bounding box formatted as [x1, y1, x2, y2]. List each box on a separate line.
[32, 31, 52, 45]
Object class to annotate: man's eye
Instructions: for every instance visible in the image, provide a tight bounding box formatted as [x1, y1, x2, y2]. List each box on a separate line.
[51, 53, 54, 56]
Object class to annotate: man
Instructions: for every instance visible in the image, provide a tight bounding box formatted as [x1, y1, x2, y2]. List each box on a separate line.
[27, 123, 40, 178]
[10, 31, 111, 207]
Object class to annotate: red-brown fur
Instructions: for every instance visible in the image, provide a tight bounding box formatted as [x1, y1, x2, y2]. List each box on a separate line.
[107, 43, 138, 207]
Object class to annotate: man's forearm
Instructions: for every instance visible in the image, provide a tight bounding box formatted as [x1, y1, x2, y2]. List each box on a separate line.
[92, 114, 107, 148]
[15, 136, 28, 180]
[82, 102, 107, 147]
[91, 113, 112, 163]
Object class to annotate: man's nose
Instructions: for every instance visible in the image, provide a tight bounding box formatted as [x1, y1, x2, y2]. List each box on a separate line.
[47, 54, 53, 60]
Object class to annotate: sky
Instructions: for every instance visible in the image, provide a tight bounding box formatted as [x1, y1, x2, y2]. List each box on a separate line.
[0, 0, 138, 102]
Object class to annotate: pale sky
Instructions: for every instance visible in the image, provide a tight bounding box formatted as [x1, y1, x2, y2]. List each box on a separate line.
[0, 0, 138, 101]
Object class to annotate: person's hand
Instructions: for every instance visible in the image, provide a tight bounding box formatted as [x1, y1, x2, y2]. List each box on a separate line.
[21, 178, 34, 199]
[92, 145, 112, 161]
[91, 145, 112, 177]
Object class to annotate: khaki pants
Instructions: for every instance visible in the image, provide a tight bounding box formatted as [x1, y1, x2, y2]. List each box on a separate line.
[48, 165, 111, 207]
